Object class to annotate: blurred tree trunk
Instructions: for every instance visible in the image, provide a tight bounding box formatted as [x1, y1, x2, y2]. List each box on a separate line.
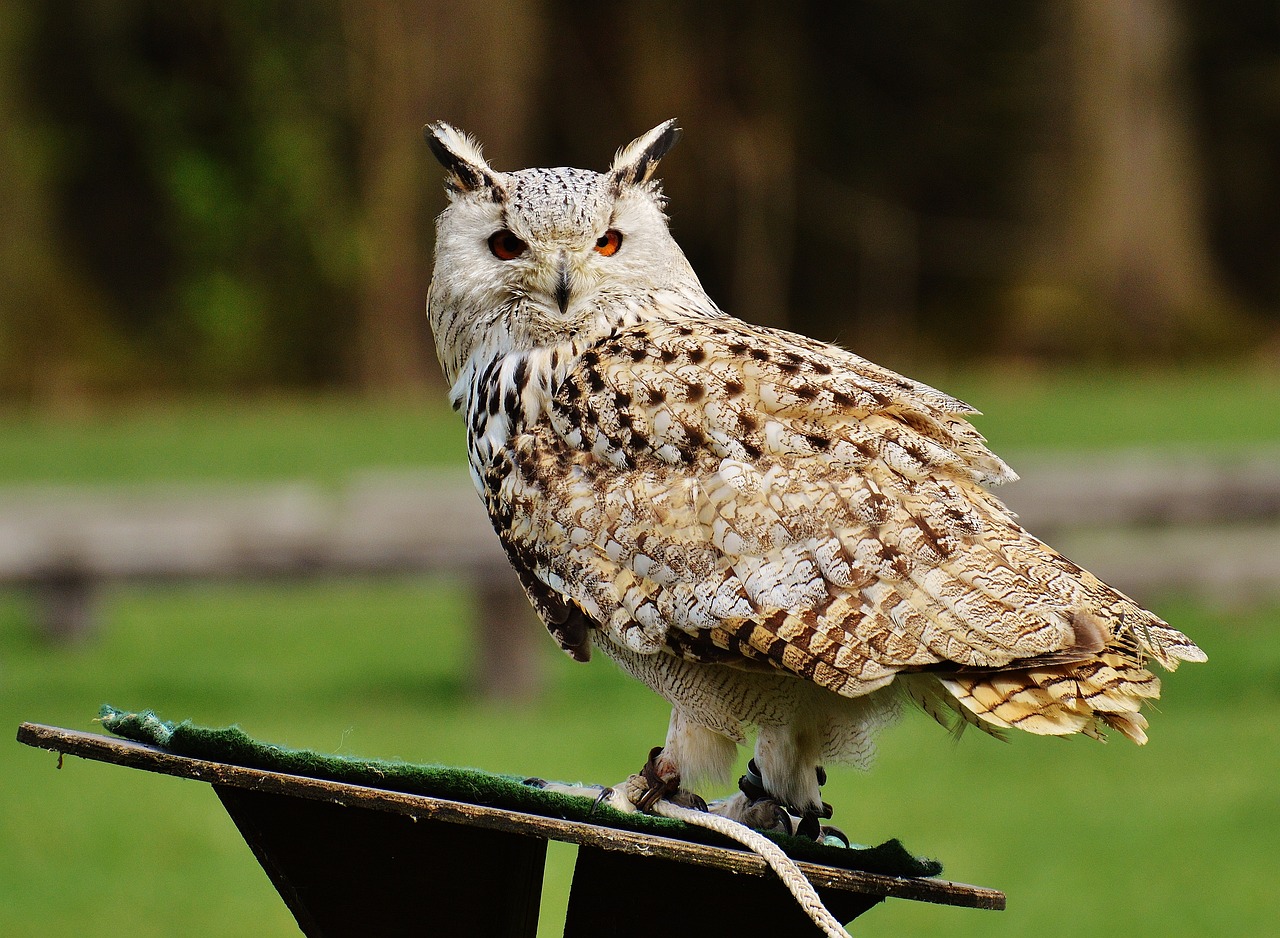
[1010, 0, 1246, 357]
[341, 1, 437, 393]
[0, 1, 113, 406]
[341, 0, 544, 394]
[608, 4, 799, 330]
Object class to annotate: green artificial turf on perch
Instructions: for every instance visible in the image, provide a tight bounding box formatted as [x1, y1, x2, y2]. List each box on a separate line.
[99, 704, 941, 879]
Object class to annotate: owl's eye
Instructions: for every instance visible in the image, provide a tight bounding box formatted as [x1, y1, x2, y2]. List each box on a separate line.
[595, 229, 623, 257]
[488, 230, 527, 260]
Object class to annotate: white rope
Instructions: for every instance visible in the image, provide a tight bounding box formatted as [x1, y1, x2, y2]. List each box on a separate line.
[651, 799, 849, 938]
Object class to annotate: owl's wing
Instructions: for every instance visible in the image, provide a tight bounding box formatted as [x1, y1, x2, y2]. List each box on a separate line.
[496, 316, 1203, 718]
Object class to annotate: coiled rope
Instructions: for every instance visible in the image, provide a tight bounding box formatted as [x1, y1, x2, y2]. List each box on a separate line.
[650, 799, 849, 938]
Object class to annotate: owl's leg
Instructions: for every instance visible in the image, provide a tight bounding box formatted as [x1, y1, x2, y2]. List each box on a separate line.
[659, 707, 738, 790]
[620, 710, 736, 812]
[708, 760, 833, 837]
[709, 724, 842, 841]
[753, 722, 825, 818]
[530, 711, 733, 815]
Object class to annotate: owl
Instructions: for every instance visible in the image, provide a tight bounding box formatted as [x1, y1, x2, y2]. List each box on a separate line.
[422, 120, 1206, 836]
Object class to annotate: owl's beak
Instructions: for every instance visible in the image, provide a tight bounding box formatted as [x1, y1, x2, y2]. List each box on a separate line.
[554, 256, 572, 314]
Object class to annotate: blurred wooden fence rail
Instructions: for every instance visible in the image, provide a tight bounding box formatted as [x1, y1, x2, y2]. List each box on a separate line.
[1000, 449, 1280, 605]
[1, 451, 1277, 696]
[0, 471, 537, 699]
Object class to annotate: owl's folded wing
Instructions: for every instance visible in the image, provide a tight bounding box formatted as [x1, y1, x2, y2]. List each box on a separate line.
[493, 316, 1203, 706]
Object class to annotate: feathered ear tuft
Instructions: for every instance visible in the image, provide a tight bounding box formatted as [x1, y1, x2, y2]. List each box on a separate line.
[609, 119, 681, 188]
[423, 122, 502, 194]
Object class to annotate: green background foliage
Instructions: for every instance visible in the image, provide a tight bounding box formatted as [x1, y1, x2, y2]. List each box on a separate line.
[2, 1, 1279, 402]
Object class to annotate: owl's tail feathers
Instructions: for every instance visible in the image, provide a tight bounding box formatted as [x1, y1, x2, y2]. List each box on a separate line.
[927, 627, 1206, 744]
[936, 659, 1157, 744]
[898, 673, 1009, 741]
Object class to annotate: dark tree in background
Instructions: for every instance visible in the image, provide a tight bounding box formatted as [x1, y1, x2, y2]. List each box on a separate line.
[339, 0, 545, 392]
[1, 2, 364, 396]
[0, 0, 1275, 404]
[1186, 0, 1280, 330]
[1009, 0, 1255, 359]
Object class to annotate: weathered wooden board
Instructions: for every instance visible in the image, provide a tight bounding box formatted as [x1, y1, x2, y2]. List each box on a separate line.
[16, 722, 1006, 912]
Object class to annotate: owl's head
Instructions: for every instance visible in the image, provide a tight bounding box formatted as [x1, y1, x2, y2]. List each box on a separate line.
[424, 120, 702, 384]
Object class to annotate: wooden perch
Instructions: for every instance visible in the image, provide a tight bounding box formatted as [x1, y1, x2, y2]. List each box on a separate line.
[17, 722, 1004, 936]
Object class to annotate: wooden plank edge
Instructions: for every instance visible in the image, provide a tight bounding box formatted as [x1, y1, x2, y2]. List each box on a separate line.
[15, 722, 1005, 911]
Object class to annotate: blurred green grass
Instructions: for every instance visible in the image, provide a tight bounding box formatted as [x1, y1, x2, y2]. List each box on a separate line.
[3, 367, 1279, 936]
[4, 587, 1275, 936]
[0, 366, 1277, 487]
[0, 396, 465, 486]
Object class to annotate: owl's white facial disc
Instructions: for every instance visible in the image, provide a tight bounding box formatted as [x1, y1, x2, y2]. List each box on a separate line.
[425, 125, 704, 385]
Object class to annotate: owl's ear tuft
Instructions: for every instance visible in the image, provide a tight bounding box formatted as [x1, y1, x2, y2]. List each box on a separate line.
[609, 119, 681, 188]
[424, 122, 502, 195]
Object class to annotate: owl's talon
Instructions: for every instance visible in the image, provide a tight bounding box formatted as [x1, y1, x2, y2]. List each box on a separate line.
[634, 745, 677, 811]
[620, 746, 708, 814]
[796, 809, 822, 840]
[774, 804, 796, 836]
[819, 824, 850, 848]
[708, 791, 795, 835]
[731, 758, 835, 841]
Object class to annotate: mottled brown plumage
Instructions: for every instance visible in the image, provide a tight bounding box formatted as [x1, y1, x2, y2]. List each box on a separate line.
[424, 120, 1206, 822]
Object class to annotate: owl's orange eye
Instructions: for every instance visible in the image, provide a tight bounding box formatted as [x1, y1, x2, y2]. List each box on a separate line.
[595, 229, 623, 257]
[488, 230, 527, 260]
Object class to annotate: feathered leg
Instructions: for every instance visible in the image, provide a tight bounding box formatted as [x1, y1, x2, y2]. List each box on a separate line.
[531, 708, 732, 814]
[708, 722, 846, 842]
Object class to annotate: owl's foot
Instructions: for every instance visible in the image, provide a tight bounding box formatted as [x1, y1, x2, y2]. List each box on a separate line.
[629, 745, 709, 812]
[525, 746, 707, 816]
[709, 760, 847, 844]
[707, 790, 794, 832]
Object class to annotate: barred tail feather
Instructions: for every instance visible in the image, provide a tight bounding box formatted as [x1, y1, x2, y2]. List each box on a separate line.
[937, 657, 1163, 744]
[898, 673, 1007, 741]
[1141, 621, 1208, 670]
[929, 602, 1204, 745]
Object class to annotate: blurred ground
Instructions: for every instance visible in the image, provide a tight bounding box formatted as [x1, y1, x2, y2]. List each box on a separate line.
[3, 372, 1278, 936]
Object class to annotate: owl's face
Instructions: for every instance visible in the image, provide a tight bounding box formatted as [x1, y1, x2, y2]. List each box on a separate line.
[425, 121, 701, 385]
